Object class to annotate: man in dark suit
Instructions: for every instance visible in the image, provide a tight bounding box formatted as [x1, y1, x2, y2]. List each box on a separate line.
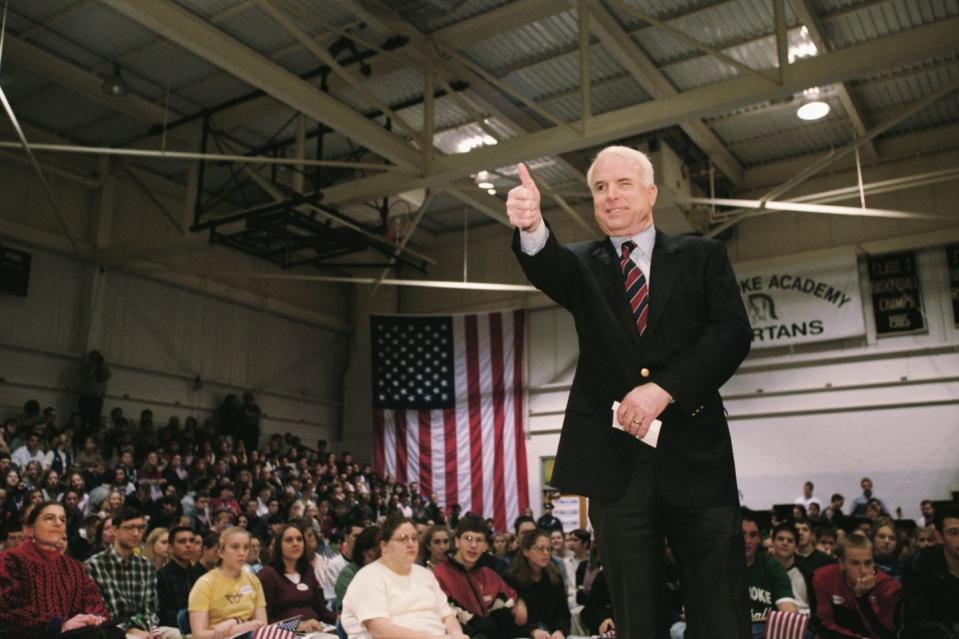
[507, 146, 752, 638]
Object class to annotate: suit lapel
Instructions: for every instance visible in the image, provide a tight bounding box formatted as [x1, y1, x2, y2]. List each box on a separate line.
[589, 240, 646, 353]
[644, 229, 683, 341]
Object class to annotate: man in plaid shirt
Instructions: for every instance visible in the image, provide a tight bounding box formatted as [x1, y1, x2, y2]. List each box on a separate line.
[86, 506, 183, 639]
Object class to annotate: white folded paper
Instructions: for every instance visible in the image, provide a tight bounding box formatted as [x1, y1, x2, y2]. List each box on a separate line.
[611, 401, 661, 448]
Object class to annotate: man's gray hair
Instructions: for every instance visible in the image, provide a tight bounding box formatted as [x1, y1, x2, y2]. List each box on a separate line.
[587, 145, 655, 189]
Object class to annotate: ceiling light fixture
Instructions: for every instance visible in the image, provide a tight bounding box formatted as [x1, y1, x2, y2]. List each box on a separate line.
[797, 86, 830, 121]
[797, 100, 830, 121]
[475, 170, 495, 189]
[102, 64, 129, 97]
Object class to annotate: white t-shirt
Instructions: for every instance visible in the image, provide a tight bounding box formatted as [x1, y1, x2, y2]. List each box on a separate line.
[341, 560, 453, 639]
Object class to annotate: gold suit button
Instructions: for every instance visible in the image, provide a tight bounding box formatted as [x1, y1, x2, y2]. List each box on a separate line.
[640, 367, 650, 378]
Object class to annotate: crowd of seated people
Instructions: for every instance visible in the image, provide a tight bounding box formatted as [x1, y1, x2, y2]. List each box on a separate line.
[2, 398, 958, 638]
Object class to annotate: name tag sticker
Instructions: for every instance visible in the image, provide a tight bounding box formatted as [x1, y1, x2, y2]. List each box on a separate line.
[240, 585, 254, 595]
[297, 583, 309, 591]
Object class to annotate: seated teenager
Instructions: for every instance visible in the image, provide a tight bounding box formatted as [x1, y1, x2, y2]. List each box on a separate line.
[418, 524, 452, 571]
[769, 522, 813, 614]
[812, 533, 901, 639]
[743, 511, 797, 639]
[341, 514, 466, 638]
[433, 513, 530, 639]
[157, 526, 206, 629]
[504, 529, 570, 639]
[902, 503, 959, 637]
[334, 525, 381, 609]
[870, 517, 902, 580]
[257, 523, 336, 631]
[188, 527, 268, 639]
[0, 501, 119, 639]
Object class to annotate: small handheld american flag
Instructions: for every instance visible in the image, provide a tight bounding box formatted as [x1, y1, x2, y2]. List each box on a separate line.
[252, 616, 301, 639]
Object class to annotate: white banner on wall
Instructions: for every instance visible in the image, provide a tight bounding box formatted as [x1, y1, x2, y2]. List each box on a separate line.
[735, 249, 865, 347]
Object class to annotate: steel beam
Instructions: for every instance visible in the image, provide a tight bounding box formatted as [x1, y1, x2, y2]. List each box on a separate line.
[588, 2, 744, 184]
[317, 17, 959, 207]
[100, 0, 422, 170]
[791, 0, 878, 158]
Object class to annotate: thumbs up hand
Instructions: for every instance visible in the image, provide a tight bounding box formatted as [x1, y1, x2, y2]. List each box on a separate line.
[506, 162, 542, 232]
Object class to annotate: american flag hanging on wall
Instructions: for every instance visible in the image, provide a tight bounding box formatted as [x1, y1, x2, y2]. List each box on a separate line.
[371, 309, 529, 532]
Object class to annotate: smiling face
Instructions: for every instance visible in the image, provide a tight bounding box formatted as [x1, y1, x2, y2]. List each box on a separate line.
[589, 151, 657, 238]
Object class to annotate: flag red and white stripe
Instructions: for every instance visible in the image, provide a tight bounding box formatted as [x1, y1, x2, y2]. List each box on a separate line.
[371, 309, 529, 532]
[763, 610, 810, 639]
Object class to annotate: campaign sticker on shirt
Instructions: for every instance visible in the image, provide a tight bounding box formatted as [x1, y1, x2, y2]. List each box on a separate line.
[239, 585, 254, 595]
[831, 595, 844, 605]
[297, 583, 309, 591]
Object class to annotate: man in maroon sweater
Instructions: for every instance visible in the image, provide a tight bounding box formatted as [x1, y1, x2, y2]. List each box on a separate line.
[433, 514, 530, 638]
[812, 533, 901, 639]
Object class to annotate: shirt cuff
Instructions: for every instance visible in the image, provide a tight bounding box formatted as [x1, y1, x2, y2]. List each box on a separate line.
[519, 222, 549, 255]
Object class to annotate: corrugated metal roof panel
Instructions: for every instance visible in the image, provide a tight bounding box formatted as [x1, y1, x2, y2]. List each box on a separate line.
[400, 0, 513, 34]
[124, 40, 227, 96]
[173, 0, 241, 19]
[15, 85, 116, 133]
[50, 4, 157, 60]
[729, 115, 855, 165]
[853, 59, 959, 113]
[623, 0, 793, 65]
[8, 0, 84, 24]
[397, 95, 476, 134]
[461, 9, 579, 75]
[334, 67, 426, 114]
[820, 0, 959, 49]
[709, 91, 848, 144]
[71, 114, 151, 146]
[881, 92, 959, 136]
[278, 0, 359, 27]
[506, 50, 581, 103]
[215, 4, 299, 58]
[176, 73, 257, 110]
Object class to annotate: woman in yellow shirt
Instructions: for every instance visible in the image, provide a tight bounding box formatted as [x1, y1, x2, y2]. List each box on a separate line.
[188, 527, 268, 639]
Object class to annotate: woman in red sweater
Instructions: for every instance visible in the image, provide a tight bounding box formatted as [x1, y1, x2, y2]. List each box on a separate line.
[0, 501, 115, 638]
[257, 523, 337, 631]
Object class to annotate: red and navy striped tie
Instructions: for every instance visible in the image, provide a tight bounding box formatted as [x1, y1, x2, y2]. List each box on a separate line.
[620, 241, 649, 335]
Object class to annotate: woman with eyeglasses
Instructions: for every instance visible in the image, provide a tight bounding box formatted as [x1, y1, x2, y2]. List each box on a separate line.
[505, 529, 571, 639]
[188, 526, 268, 639]
[257, 523, 337, 631]
[0, 501, 121, 639]
[418, 524, 452, 571]
[341, 514, 467, 639]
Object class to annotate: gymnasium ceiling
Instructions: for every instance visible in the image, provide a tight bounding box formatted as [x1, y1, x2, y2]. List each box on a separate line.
[2, 0, 959, 273]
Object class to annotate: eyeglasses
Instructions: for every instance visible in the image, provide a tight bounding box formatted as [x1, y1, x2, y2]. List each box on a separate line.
[390, 534, 418, 545]
[530, 545, 551, 553]
[459, 534, 487, 546]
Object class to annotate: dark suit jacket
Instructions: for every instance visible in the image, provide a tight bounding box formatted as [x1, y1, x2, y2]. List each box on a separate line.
[513, 224, 751, 507]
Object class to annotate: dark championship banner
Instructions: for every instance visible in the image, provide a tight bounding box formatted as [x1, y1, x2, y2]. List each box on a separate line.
[948, 245, 959, 327]
[868, 251, 925, 336]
